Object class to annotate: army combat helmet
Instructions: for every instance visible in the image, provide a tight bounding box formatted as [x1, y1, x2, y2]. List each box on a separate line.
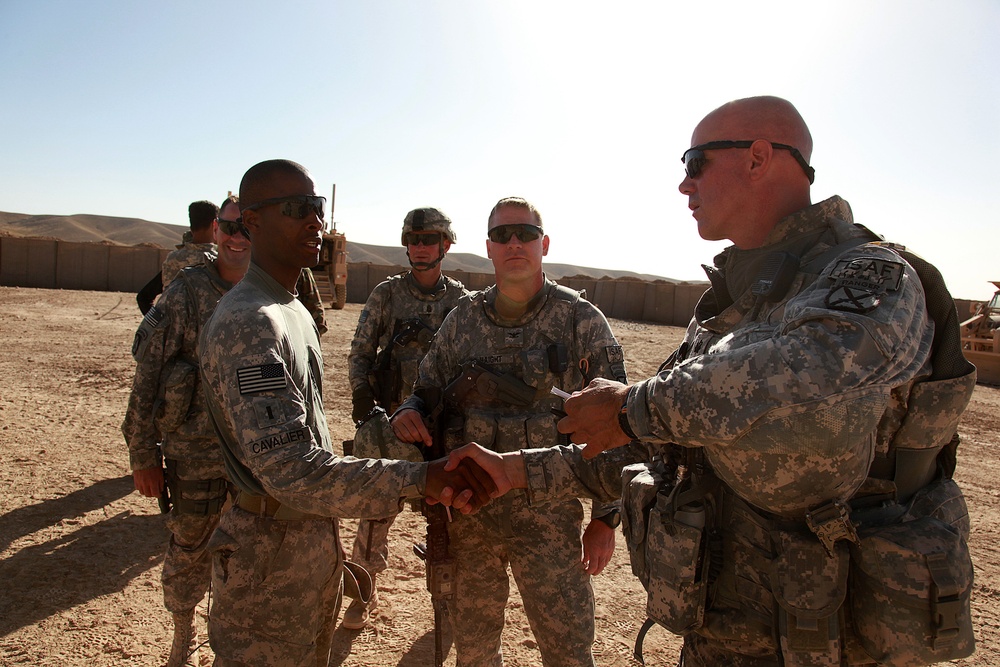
[401, 207, 456, 271]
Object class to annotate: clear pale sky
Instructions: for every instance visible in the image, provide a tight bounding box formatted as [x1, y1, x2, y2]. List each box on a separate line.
[1, 1, 997, 300]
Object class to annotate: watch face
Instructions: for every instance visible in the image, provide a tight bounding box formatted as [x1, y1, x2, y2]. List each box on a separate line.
[599, 510, 621, 529]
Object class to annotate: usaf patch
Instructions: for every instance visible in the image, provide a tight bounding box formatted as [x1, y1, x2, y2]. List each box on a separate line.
[253, 397, 285, 429]
[605, 345, 625, 364]
[825, 256, 904, 314]
[237, 363, 287, 394]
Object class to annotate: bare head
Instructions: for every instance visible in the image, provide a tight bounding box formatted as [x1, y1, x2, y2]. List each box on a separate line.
[238, 159, 323, 291]
[679, 96, 814, 248]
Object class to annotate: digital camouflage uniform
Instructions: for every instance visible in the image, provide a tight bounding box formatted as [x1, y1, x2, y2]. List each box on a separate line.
[199, 261, 431, 667]
[296, 267, 328, 336]
[161, 236, 217, 290]
[398, 278, 628, 667]
[517, 197, 976, 667]
[121, 261, 234, 614]
[347, 270, 468, 574]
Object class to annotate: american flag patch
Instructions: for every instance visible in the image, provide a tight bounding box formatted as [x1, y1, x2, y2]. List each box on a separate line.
[142, 305, 163, 329]
[237, 363, 287, 394]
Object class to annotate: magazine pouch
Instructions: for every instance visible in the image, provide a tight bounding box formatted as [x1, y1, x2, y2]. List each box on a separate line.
[849, 514, 975, 666]
[644, 491, 709, 633]
[770, 529, 848, 666]
[621, 463, 663, 584]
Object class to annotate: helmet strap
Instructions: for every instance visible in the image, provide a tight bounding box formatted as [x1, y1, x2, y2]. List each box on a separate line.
[407, 242, 445, 272]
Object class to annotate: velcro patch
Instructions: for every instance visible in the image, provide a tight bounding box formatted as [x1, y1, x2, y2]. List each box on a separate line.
[605, 345, 625, 364]
[247, 427, 309, 456]
[142, 305, 164, 329]
[253, 397, 285, 429]
[829, 257, 904, 292]
[825, 257, 904, 314]
[498, 328, 525, 348]
[237, 363, 287, 394]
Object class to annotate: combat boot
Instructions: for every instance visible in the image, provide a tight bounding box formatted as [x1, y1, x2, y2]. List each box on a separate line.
[342, 577, 379, 630]
[165, 608, 198, 667]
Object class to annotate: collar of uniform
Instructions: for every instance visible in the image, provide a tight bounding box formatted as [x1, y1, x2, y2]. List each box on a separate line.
[483, 275, 554, 327]
[246, 261, 297, 304]
[404, 271, 447, 297]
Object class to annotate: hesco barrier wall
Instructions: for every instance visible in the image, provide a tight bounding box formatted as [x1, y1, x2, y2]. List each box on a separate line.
[349, 263, 707, 327]
[0, 237, 707, 327]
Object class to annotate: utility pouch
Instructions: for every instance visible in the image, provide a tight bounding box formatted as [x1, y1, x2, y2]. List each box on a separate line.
[644, 490, 709, 633]
[770, 529, 848, 666]
[849, 515, 975, 666]
[621, 464, 664, 583]
[158, 360, 198, 432]
[354, 410, 423, 462]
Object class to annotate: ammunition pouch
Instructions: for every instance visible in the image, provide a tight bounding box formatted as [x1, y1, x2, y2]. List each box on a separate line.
[163, 459, 228, 515]
[848, 478, 975, 666]
[771, 529, 849, 666]
[622, 463, 710, 635]
[157, 360, 199, 433]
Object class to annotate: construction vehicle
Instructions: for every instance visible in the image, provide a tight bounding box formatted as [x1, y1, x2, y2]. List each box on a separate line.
[960, 281, 1000, 385]
[314, 184, 348, 309]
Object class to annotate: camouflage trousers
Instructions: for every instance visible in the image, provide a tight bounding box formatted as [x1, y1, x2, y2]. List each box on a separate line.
[448, 491, 594, 667]
[207, 506, 343, 667]
[162, 459, 228, 613]
[350, 516, 395, 575]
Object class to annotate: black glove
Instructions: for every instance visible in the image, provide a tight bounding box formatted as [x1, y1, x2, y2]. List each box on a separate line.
[352, 385, 377, 424]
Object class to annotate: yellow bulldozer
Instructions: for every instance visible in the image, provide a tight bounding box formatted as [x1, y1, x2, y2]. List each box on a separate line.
[312, 185, 348, 310]
[960, 281, 1000, 385]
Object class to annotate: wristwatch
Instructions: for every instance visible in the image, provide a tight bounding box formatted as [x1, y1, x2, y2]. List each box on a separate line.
[618, 394, 638, 441]
[595, 508, 621, 529]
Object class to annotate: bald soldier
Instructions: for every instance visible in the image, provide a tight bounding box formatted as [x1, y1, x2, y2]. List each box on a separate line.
[199, 159, 497, 666]
[449, 97, 977, 667]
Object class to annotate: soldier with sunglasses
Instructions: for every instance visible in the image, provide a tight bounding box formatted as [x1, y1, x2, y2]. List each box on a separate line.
[342, 207, 469, 630]
[122, 194, 250, 667]
[391, 197, 628, 667]
[199, 160, 498, 667]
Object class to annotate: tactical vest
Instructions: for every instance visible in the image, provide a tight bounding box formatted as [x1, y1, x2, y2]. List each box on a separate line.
[627, 230, 977, 666]
[454, 284, 586, 455]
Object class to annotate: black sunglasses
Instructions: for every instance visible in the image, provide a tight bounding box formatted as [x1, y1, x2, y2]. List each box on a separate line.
[488, 224, 543, 244]
[217, 217, 249, 238]
[403, 232, 442, 246]
[681, 140, 815, 184]
[242, 195, 327, 220]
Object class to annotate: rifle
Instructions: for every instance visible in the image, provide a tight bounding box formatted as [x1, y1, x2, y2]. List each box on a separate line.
[373, 318, 436, 409]
[413, 360, 538, 666]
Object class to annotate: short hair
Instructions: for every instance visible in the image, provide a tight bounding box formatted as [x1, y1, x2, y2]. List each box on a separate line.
[188, 200, 219, 231]
[488, 197, 543, 229]
[239, 159, 310, 210]
[220, 193, 239, 210]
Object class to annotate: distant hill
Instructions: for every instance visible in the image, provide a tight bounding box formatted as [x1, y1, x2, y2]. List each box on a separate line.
[0, 210, 689, 283]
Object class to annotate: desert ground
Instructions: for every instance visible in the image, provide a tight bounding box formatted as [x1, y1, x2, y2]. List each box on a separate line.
[1, 286, 998, 666]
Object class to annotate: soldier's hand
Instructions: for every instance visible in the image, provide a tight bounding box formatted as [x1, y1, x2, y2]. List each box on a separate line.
[558, 377, 633, 459]
[391, 408, 434, 449]
[425, 457, 498, 514]
[581, 518, 616, 575]
[133, 467, 165, 498]
[444, 443, 525, 497]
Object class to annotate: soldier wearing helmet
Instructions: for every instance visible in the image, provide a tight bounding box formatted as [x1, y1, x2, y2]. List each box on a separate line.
[343, 206, 469, 630]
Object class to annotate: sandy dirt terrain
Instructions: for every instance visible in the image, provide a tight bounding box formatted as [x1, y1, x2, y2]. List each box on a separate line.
[0, 286, 997, 666]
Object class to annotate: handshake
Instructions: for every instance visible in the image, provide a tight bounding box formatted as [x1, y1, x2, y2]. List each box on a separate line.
[421, 443, 525, 514]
